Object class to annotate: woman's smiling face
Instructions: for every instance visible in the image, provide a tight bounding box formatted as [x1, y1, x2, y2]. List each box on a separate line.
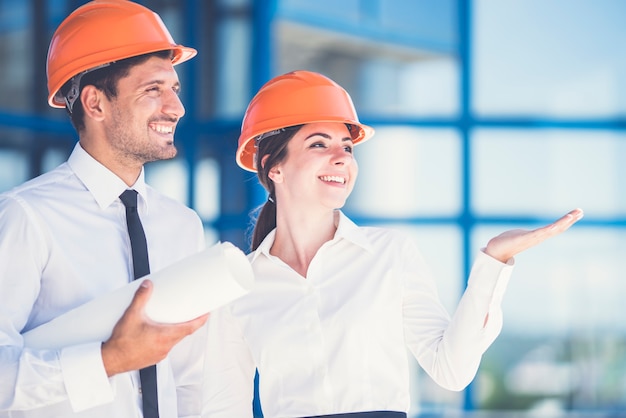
[269, 122, 358, 210]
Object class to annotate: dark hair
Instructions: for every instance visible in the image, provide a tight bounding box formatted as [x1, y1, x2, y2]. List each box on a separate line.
[59, 50, 174, 132]
[250, 125, 303, 251]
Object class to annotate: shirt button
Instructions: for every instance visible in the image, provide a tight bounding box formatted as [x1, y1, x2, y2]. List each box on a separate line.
[138, 388, 142, 394]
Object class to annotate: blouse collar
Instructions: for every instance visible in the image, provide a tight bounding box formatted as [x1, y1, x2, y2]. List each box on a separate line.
[252, 210, 374, 262]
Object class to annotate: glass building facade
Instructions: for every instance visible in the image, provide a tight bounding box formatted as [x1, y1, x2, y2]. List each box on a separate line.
[1, 0, 625, 416]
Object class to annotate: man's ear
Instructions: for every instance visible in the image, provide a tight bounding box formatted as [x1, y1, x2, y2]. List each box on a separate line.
[81, 85, 105, 121]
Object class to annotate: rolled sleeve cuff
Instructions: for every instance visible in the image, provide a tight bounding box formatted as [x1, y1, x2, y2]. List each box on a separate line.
[60, 342, 114, 412]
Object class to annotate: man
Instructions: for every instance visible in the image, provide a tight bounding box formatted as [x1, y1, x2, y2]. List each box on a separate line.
[0, 1, 209, 417]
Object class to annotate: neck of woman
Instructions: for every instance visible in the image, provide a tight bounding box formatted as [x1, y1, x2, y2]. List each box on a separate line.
[270, 208, 339, 278]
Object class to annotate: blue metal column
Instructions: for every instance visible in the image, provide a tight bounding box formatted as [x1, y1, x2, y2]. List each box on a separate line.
[458, 0, 477, 412]
[181, 0, 200, 211]
[250, 3, 278, 415]
[248, 0, 279, 211]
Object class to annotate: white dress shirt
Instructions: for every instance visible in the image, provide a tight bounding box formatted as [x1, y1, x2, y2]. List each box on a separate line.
[202, 211, 514, 418]
[0, 143, 207, 417]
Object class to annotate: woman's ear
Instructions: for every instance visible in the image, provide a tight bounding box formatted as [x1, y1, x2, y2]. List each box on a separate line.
[262, 155, 283, 183]
[268, 164, 283, 184]
[81, 85, 105, 121]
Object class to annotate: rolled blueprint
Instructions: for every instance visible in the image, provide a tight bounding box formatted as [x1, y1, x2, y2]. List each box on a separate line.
[23, 241, 253, 350]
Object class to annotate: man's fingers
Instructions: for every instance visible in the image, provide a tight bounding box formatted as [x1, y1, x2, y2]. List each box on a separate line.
[127, 279, 153, 315]
[186, 313, 210, 332]
[160, 313, 210, 339]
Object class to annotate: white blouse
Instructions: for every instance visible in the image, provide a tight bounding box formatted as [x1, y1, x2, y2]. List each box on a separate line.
[202, 211, 514, 418]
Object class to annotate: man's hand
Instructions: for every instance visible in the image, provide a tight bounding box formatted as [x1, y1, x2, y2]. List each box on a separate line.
[101, 280, 209, 377]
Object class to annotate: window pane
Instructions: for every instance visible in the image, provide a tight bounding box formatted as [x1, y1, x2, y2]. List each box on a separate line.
[280, 0, 456, 51]
[473, 0, 626, 117]
[281, 0, 360, 20]
[472, 129, 626, 217]
[145, 159, 189, 204]
[218, 0, 249, 6]
[276, 21, 459, 117]
[472, 226, 626, 411]
[359, 57, 459, 117]
[0, 149, 28, 192]
[215, 18, 251, 117]
[347, 127, 461, 217]
[194, 157, 220, 221]
[0, 1, 31, 111]
[204, 228, 219, 247]
[42, 147, 69, 173]
[474, 226, 626, 335]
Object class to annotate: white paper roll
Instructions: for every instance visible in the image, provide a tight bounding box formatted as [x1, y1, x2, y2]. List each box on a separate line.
[22, 241, 253, 350]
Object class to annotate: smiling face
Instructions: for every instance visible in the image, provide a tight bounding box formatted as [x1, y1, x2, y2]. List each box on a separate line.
[269, 122, 358, 211]
[102, 55, 185, 165]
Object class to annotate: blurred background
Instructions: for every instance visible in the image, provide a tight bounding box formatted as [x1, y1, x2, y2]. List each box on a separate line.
[1, 0, 625, 417]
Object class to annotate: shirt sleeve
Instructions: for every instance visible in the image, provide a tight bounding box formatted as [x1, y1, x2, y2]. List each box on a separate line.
[170, 322, 209, 418]
[0, 196, 114, 411]
[401, 235, 514, 391]
[201, 305, 256, 418]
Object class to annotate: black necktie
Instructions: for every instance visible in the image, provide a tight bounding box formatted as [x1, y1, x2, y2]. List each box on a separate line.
[119, 189, 159, 418]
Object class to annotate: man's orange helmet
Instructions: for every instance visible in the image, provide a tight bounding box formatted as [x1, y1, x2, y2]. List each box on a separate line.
[47, 0, 197, 109]
[236, 70, 375, 172]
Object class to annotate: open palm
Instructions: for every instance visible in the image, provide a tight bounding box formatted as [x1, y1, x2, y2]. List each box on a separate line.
[484, 208, 584, 263]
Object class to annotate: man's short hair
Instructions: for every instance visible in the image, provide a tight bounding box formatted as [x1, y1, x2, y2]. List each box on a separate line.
[60, 49, 174, 133]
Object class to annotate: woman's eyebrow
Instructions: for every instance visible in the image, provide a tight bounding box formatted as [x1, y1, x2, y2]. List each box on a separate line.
[304, 132, 352, 142]
[305, 132, 331, 140]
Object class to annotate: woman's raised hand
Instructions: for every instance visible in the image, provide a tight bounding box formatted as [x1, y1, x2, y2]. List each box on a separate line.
[484, 208, 584, 263]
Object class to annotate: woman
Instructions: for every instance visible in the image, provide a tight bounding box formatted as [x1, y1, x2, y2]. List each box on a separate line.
[202, 70, 583, 418]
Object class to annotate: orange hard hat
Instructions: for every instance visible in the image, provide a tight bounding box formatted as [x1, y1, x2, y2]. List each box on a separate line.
[236, 70, 375, 172]
[47, 0, 197, 108]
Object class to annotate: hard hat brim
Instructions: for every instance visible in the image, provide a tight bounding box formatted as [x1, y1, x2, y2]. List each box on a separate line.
[236, 119, 375, 172]
[48, 45, 197, 108]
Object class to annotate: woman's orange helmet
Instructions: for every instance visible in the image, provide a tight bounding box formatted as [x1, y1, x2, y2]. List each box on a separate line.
[236, 70, 375, 172]
[47, 0, 197, 109]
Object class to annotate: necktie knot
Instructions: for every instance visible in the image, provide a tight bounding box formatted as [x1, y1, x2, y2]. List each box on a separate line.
[119, 189, 138, 210]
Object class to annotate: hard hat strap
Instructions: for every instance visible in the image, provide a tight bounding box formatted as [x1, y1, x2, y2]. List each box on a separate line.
[59, 62, 114, 114]
[254, 124, 356, 146]
[255, 129, 285, 145]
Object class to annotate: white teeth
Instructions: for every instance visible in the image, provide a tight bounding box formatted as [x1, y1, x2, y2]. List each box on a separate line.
[319, 175, 345, 184]
[152, 125, 173, 134]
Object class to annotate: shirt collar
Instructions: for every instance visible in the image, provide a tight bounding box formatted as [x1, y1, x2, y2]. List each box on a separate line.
[67, 142, 148, 209]
[252, 228, 276, 262]
[251, 210, 374, 262]
[333, 211, 374, 253]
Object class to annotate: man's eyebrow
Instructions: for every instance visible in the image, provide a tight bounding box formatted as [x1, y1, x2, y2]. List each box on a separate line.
[137, 79, 181, 89]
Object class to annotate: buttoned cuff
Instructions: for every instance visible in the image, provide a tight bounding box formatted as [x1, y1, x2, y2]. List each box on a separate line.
[60, 342, 114, 412]
[468, 249, 515, 306]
